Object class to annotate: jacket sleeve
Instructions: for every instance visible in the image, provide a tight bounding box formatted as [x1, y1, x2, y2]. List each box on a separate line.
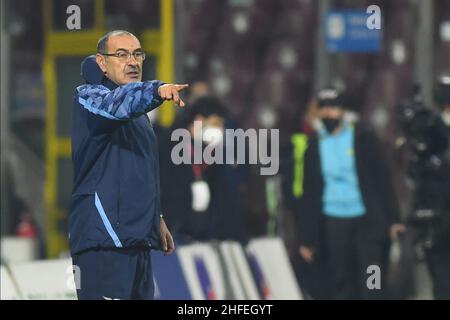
[77, 80, 164, 121]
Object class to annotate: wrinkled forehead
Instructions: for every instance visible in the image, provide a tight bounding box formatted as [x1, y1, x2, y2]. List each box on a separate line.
[107, 35, 142, 52]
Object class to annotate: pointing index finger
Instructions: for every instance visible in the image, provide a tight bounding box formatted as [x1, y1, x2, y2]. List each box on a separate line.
[176, 84, 190, 91]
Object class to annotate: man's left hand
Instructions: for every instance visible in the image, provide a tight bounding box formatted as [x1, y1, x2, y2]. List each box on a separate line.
[160, 217, 175, 255]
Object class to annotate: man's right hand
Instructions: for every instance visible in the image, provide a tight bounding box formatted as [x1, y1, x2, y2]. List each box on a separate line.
[158, 83, 189, 107]
[299, 246, 314, 263]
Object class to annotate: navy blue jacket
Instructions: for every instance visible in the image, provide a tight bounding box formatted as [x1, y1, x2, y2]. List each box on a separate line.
[69, 55, 165, 255]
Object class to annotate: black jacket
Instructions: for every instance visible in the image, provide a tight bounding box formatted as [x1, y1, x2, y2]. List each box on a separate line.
[160, 138, 245, 243]
[296, 124, 401, 248]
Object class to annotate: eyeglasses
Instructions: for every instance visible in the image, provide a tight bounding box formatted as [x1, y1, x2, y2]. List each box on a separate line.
[98, 50, 146, 62]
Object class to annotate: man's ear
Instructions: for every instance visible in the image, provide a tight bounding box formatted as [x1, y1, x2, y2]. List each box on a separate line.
[95, 54, 107, 73]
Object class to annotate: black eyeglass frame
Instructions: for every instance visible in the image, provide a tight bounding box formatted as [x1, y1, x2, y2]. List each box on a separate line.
[98, 50, 146, 61]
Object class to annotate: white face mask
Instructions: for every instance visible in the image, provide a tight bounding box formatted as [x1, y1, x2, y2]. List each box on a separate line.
[191, 181, 210, 212]
[442, 112, 450, 126]
[202, 126, 224, 147]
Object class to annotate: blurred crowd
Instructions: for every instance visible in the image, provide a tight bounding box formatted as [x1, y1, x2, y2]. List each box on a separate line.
[153, 77, 450, 300]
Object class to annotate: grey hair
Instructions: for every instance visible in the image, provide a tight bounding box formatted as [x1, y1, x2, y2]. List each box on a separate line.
[97, 30, 136, 53]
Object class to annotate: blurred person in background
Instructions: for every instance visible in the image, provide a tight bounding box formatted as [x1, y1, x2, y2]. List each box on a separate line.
[296, 88, 405, 299]
[426, 76, 450, 299]
[424, 76, 450, 299]
[162, 96, 246, 244]
[186, 80, 212, 104]
[2, 167, 46, 259]
[69, 30, 189, 300]
[402, 76, 450, 299]
[281, 98, 333, 299]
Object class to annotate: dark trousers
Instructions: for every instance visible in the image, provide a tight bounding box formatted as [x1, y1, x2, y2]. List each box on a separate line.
[426, 243, 450, 300]
[72, 247, 154, 300]
[324, 215, 385, 300]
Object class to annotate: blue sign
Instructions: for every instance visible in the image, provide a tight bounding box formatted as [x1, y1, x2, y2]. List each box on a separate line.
[152, 251, 192, 300]
[325, 10, 381, 52]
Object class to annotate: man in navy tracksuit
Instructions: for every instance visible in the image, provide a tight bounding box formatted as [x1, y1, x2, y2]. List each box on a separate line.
[69, 30, 188, 300]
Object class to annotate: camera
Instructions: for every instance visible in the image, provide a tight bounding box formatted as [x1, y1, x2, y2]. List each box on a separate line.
[398, 85, 448, 165]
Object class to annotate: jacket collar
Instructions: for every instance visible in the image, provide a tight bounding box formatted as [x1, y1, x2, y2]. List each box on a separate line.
[80, 55, 118, 90]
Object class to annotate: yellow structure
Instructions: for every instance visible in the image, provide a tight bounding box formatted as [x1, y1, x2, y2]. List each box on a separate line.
[44, 0, 174, 257]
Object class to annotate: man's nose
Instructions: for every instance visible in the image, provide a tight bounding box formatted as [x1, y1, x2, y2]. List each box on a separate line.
[127, 59, 138, 67]
[127, 54, 139, 66]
